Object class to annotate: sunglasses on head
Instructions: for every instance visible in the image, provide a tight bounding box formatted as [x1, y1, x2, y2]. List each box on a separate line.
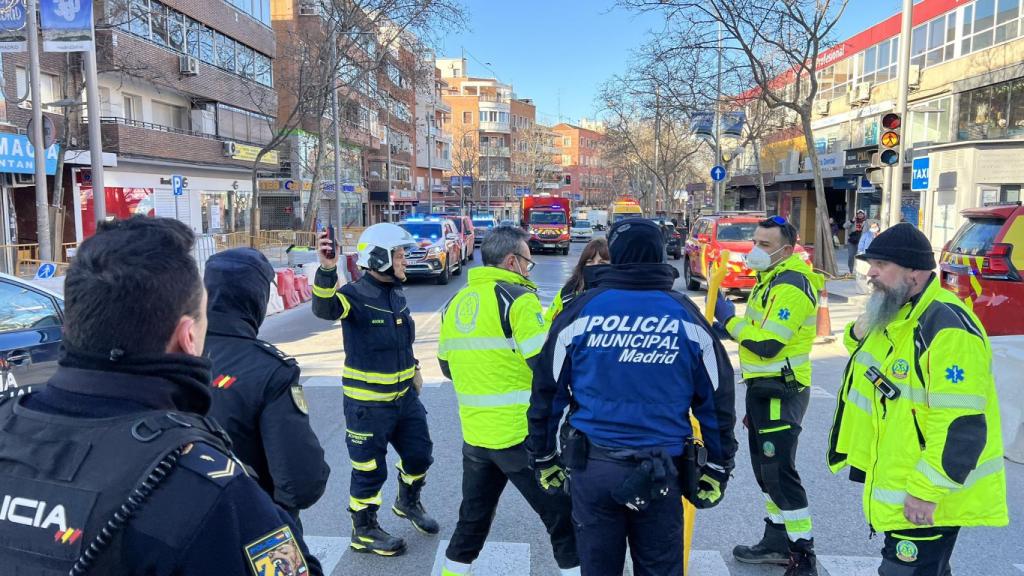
[762, 215, 788, 226]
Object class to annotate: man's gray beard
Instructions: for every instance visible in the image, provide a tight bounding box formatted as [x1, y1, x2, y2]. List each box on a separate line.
[864, 277, 913, 333]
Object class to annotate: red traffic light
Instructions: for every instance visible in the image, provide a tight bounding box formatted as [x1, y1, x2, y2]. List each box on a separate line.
[882, 113, 902, 130]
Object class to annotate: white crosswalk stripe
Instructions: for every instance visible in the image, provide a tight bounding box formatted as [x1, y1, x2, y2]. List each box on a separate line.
[818, 555, 882, 575]
[1014, 564, 1024, 572]
[303, 536, 349, 575]
[430, 540, 531, 575]
[810, 385, 836, 399]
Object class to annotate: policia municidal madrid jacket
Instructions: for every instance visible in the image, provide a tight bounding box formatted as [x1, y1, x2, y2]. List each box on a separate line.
[826, 275, 1008, 532]
[438, 266, 549, 450]
[725, 254, 824, 387]
[312, 267, 417, 403]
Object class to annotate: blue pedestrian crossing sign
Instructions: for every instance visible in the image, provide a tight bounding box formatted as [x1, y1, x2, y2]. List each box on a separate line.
[171, 174, 185, 196]
[34, 262, 57, 280]
[710, 165, 727, 182]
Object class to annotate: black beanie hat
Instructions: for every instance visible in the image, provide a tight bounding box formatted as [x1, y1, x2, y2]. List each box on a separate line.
[856, 223, 935, 270]
[607, 218, 665, 265]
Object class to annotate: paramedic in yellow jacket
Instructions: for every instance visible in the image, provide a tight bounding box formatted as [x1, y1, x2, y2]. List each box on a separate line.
[828, 223, 1008, 576]
[713, 216, 824, 576]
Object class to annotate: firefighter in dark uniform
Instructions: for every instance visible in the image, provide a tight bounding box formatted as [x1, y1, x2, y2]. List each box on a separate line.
[528, 219, 738, 575]
[312, 222, 438, 557]
[204, 248, 331, 525]
[0, 217, 321, 575]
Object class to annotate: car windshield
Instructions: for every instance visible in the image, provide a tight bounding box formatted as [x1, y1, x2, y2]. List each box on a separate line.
[400, 222, 443, 241]
[948, 218, 1004, 256]
[472, 219, 495, 229]
[574, 221, 591, 228]
[530, 212, 567, 225]
[716, 222, 758, 242]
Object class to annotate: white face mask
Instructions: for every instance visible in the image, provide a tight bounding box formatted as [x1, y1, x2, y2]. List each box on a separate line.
[745, 245, 787, 271]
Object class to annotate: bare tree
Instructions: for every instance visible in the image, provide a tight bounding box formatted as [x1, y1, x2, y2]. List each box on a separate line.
[449, 124, 479, 213]
[621, 0, 849, 274]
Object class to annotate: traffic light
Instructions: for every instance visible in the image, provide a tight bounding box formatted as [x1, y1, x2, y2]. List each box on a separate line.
[879, 112, 902, 166]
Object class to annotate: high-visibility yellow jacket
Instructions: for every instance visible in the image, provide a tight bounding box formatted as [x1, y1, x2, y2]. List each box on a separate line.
[439, 267, 549, 450]
[725, 254, 824, 387]
[828, 276, 1008, 532]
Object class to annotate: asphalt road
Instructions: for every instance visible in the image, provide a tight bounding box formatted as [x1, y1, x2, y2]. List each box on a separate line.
[260, 240, 1024, 576]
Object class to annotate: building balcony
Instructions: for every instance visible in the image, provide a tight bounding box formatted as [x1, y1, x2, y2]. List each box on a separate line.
[480, 146, 511, 157]
[88, 117, 277, 168]
[435, 99, 452, 113]
[479, 120, 510, 133]
[481, 170, 510, 181]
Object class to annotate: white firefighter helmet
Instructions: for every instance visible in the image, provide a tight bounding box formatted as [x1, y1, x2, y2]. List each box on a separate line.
[356, 223, 417, 272]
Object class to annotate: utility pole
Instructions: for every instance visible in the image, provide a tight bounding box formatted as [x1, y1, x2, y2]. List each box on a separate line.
[427, 58, 435, 215]
[887, 0, 914, 228]
[713, 21, 723, 213]
[27, 0, 51, 261]
[385, 95, 393, 223]
[653, 86, 661, 217]
[330, 31, 343, 236]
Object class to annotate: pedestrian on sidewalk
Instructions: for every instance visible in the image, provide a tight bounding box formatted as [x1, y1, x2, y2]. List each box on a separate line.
[546, 236, 610, 322]
[715, 216, 824, 576]
[204, 248, 330, 527]
[828, 223, 1008, 575]
[855, 221, 880, 294]
[844, 210, 866, 277]
[312, 223, 439, 557]
[0, 217, 322, 575]
[529, 218, 738, 575]
[437, 226, 580, 576]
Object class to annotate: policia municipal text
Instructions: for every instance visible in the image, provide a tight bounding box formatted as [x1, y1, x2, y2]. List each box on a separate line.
[312, 223, 439, 556]
[713, 217, 824, 576]
[829, 224, 1008, 575]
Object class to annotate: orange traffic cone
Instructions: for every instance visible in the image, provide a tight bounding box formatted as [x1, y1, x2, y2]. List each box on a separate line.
[816, 287, 833, 342]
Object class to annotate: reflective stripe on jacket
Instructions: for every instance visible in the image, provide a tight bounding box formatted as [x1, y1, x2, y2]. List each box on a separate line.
[439, 266, 548, 449]
[828, 276, 1008, 531]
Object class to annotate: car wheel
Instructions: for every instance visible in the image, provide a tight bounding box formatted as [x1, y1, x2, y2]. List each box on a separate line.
[436, 261, 451, 285]
[673, 249, 682, 261]
[562, 247, 570, 256]
[684, 258, 700, 291]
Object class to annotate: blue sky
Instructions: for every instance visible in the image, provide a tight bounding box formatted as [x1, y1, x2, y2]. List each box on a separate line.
[443, 0, 912, 124]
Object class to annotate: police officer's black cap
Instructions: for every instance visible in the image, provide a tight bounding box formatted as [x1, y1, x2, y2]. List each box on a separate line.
[856, 223, 935, 270]
[607, 218, 665, 265]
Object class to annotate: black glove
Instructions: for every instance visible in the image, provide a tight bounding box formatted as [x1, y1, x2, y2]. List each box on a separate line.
[532, 452, 567, 495]
[691, 465, 729, 509]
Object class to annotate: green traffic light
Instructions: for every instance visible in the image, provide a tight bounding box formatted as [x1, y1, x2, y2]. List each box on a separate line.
[880, 149, 900, 165]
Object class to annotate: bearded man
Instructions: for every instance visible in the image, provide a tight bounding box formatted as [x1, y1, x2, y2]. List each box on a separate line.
[826, 223, 1008, 576]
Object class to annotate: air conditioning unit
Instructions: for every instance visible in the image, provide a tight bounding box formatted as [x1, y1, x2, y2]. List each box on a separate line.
[815, 100, 830, 116]
[179, 55, 199, 76]
[853, 82, 872, 105]
[908, 64, 922, 90]
[299, 1, 319, 15]
[12, 173, 35, 187]
[222, 141, 238, 157]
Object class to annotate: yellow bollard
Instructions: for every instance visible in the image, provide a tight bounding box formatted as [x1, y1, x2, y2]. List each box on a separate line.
[683, 250, 730, 575]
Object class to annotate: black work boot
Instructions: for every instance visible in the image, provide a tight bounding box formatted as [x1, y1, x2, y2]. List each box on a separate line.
[350, 507, 406, 557]
[393, 479, 440, 534]
[784, 539, 818, 576]
[733, 518, 790, 565]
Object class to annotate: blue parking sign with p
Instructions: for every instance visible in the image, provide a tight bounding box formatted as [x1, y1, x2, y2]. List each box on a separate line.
[172, 175, 184, 196]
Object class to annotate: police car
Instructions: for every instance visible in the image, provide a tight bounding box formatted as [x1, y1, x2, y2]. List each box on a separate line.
[399, 218, 464, 285]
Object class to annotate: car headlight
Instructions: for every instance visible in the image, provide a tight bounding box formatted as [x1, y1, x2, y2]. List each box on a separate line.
[427, 246, 442, 257]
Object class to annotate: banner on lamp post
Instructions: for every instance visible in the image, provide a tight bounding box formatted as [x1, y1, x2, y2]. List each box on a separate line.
[0, 0, 27, 53]
[40, 0, 93, 52]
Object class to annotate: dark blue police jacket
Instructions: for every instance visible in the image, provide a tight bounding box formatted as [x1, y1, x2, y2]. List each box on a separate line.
[528, 262, 737, 467]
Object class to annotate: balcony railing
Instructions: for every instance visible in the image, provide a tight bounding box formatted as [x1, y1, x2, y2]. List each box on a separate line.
[479, 120, 510, 133]
[93, 116, 271, 149]
[480, 146, 510, 157]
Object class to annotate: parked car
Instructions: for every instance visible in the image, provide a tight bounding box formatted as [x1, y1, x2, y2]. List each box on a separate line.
[398, 218, 463, 285]
[663, 223, 683, 260]
[570, 220, 594, 242]
[472, 215, 498, 247]
[683, 213, 811, 292]
[939, 202, 1024, 336]
[0, 273, 64, 392]
[450, 215, 476, 263]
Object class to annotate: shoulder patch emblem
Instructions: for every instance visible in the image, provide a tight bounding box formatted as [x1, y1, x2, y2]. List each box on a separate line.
[290, 386, 309, 415]
[777, 308, 791, 321]
[245, 525, 309, 575]
[891, 359, 910, 380]
[179, 443, 244, 485]
[945, 365, 965, 384]
[455, 292, 480, 334]
[213, 375, 237, 389]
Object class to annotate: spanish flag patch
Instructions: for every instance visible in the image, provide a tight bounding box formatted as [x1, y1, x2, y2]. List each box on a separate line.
[213, 375, 237, 389]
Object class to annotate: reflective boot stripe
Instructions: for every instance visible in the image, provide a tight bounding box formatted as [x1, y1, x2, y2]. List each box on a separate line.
[349, 492, 383, 511]
[781, 507, 813, 542]
[764, 493, 784, 524]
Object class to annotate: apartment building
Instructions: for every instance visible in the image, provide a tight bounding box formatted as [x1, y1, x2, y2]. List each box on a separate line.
[552, 122, 614, 207]
[414, 67, 452, 213]
[731, 0, 1024, 250]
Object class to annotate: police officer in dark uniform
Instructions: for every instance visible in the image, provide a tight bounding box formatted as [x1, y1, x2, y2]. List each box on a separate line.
[313, 223, 437, 557]
[0, 217, 321, 575]
[528, 219, 738, 575]
[204, 248, 330, 524]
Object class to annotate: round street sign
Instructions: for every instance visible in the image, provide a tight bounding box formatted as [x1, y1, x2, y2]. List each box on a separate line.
[880, 131, 900, 148]
[27, 116, 59, 149]
[710, 165, 727, 182]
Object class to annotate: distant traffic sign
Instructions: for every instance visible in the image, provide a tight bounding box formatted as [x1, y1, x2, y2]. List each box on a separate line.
[710, 165, 727, 182]
[35, 262, 56, 280]
[171, 174, 185, 196]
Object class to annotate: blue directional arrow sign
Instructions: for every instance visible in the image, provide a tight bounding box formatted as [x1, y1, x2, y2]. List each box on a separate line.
[710, 165, 727, 182]
[35, 262, 56, 280]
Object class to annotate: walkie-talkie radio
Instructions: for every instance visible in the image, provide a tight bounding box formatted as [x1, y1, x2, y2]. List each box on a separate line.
[865, 366, 900, 400]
